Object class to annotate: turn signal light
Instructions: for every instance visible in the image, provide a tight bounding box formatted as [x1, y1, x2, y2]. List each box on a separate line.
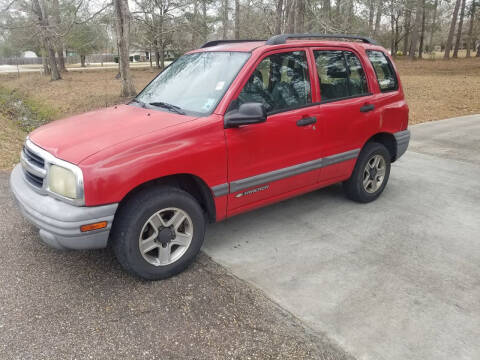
[80, 221, 107, 232]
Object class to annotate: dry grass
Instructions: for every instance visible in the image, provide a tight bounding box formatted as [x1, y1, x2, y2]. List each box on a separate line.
[395, 57, 480, 124]
[0, 59, 479, 169]
[0, 68, 160, 119]
[0, 114, 26, 169]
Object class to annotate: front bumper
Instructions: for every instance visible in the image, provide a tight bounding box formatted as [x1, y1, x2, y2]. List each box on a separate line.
[394, 129, 411, 160]
[10, 164, 118, 250]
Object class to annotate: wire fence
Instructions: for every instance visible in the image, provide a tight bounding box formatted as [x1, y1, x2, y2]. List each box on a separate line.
[0, 54, 116, 66]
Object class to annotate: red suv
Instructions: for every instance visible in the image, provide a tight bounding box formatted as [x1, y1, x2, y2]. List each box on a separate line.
[11, 34, 410, 280]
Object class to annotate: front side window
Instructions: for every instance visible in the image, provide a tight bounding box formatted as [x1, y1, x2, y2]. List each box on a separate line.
[137, 51, 250, 115]
[314, 50, 369, 101]
[237, 51, 311, 113]
[366, 50, 398, 92]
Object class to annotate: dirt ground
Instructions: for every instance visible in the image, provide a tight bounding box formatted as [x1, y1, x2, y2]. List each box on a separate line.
[0, 58, 479, 169]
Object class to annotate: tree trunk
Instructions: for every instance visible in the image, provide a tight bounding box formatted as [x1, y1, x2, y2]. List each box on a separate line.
[234, 0, 240, 39]
[286, 0, 296, 33]
[373, 0, 382, 37]
[41, 50, 50, 75]
[409, 0, 423, 59]
[80, 55, 86, 67]
[296, 0, 305, 33]
[33, 0, 61, 80]
[444, 0, 462, 59]
[202, 0, 208, 42]
[323, 0, 331, 19]
[149, 45, 153, 68]
[51, 0, 67, 72]
[403, 4, 412, 54]
[428, 0, 438, 52]
[466, 0, 476, 57]
[477, 42, 480, 57]
[453, 0, 467, 57]
[368, 0, 375, 36]
[222, 0, 228, 39]
[192, 0, 199, 47]
[275, 0, 284, 34]
[390, 5, 395, 55]
[418, 0, 426, 58]
[113, 0, 136, 97]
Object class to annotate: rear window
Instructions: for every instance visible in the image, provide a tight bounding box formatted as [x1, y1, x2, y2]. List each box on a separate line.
[366, 50, 398, 92]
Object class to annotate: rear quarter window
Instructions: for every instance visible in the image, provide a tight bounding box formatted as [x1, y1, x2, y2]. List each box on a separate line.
[366, 50, 398, 92]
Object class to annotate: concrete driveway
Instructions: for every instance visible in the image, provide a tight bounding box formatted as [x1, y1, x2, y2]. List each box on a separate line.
[204, 114, 480, 360]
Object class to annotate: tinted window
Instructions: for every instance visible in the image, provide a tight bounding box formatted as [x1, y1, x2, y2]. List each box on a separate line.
[366, 50, 398, 92]
[345, 52, 368, 96]
[314, 50, 348, 101]
[314, 50, 369, 101]
[238, 51, 311, 113]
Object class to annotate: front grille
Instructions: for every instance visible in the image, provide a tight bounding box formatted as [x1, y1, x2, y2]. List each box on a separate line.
[23, 146, 45, 168]
[21, 141, 47, 191]
[24, 170, 44, 187]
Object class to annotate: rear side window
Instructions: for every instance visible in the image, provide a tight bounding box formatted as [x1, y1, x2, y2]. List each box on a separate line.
[366, 50, 398, 92]
[314, 50, 368, 102]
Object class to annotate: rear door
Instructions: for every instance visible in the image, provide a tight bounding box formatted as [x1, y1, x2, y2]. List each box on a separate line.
[224, 48, 322, 215]
[311, 47, 378, 183]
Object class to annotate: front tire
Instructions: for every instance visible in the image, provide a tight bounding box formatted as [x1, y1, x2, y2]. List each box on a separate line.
[343, 142, 391, 203]
[111, 186, 206, 280]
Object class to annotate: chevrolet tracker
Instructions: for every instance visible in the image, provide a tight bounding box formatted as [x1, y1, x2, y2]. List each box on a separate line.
[10, 34, 410, 280]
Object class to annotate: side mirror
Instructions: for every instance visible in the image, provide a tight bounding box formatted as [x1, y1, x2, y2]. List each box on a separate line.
[224, 102, 267, 129]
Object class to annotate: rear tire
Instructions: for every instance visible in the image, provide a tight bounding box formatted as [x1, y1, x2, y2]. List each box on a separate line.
[343, 142, 391, 203]
[111, 186, 206, 280]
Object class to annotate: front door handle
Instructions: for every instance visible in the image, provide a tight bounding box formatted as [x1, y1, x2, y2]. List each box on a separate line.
[360, 103, 375, 113]
[297, 117, 317, 126]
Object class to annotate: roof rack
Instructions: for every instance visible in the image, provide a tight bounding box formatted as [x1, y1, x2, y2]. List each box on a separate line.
[266, 33, 377, 45]
[201, 39, 266, 48]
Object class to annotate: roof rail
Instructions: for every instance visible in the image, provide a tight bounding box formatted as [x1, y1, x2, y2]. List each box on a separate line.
[266, 33, 377, 45]
[201, 39, 266, 48]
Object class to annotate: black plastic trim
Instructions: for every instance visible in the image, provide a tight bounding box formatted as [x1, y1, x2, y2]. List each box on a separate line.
[266, 34, 377, 45]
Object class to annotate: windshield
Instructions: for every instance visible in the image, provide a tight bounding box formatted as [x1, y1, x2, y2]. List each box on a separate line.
[136, 51, 250, 115]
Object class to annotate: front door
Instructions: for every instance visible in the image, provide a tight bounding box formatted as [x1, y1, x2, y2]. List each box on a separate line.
[224, 49, 322, 215]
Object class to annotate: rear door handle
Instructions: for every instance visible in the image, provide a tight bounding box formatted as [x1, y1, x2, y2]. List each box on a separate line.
[360, 104, 375, 113]
[296, 117, 317, 126]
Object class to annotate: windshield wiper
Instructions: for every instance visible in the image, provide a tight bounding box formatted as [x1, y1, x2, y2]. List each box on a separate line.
[129, 98, 146, 108]
[148, 101, 186, 115]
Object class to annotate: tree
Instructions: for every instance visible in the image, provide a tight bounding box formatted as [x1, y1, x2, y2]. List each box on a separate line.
[444, 0, 462, 58]
[466, 0, 476, 57]
[428, 0, 439, 52]
[234, 0, 240, 39]
[113, 0, 136, 97]
[32, 0, 62, 80]
[409, 0, 423, 59]
[67, 23, 107, 67]
[275, 0, 283, 34]
[418, 0, 426, 58]
[453, 0, 467, 57]
[51, 0, 67, 72]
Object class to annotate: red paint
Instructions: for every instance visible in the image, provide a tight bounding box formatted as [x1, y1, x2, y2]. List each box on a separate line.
[29, 40, 408, 222]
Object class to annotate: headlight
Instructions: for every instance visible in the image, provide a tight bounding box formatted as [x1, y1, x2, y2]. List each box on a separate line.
[48, 165, 79, 199]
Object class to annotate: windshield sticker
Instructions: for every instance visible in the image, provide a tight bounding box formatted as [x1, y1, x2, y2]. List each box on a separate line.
[215, 81, 226, 91]
[203, 98, 215, 111]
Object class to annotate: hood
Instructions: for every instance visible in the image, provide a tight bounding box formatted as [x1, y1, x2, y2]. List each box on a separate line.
[29, 104, 198, 164]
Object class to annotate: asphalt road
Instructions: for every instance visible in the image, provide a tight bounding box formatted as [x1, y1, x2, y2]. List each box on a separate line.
[204, 114, 480, 360]
[0, 174, 351, 359]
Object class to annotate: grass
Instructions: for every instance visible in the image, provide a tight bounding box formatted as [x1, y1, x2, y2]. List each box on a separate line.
[395, 57, 480, 124]
[0, 58, 479, 169]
